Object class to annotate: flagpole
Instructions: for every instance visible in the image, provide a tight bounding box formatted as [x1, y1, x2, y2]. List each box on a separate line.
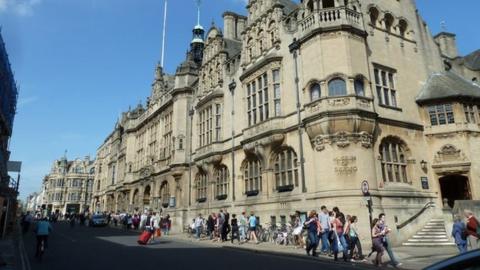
[161, 0, 168, 68]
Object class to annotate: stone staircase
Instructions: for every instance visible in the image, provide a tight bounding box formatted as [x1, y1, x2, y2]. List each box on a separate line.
[403, 218, 455, 247]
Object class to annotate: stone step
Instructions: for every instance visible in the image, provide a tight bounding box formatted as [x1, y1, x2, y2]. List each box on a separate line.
[403, 242, 455, 247]
[407, 238, 451, 242]
[424, 225, 445, 228]
[426, 223, 445, 226]
[417, 231, 447, 235]
[429, 219, 445, 222]
[412, 235, 449, 239]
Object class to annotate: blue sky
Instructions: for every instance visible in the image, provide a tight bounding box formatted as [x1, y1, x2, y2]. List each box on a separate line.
[0, 0, 478, 200]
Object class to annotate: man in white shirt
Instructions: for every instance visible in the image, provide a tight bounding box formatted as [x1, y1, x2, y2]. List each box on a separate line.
[194, 214, 204, 239]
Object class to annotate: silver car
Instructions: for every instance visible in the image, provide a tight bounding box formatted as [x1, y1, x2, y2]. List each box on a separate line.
[90, 215, 107, 227]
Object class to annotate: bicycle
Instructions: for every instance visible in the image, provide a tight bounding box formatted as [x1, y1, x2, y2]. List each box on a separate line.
[35, 236, 47, 261]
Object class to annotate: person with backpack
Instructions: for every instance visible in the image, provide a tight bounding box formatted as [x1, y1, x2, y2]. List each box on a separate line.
[452, 215, 467, 253]
[464, 210, 480, 250]
[248, 212, 258, 244]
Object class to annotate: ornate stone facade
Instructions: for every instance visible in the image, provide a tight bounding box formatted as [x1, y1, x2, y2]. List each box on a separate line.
[43, 157, 95, 214]
[92, 0, 480, 245]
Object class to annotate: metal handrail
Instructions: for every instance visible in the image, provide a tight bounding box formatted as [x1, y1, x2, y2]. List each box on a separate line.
[396, 201, 435, 230]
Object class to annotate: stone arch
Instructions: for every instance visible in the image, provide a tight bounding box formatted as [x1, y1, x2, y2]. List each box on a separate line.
[384, 12, 395, 32]
[398, 18, 409, 37]
[367, 5, 380, 26]
[241, 153, 263, 195]
[159, 181, 170, 208]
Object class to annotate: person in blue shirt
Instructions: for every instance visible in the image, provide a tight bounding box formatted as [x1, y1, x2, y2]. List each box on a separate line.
[34, 217, 53, 258]
[452, 215, 467, 253]
[248, 212, 258, 244]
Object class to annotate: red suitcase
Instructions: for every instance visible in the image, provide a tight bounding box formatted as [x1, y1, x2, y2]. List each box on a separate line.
[137, 230, 152, 245]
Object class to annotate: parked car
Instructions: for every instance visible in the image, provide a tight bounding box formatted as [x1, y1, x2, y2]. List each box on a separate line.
[90, 214, 107, 227]
[424, 249, 480, 270]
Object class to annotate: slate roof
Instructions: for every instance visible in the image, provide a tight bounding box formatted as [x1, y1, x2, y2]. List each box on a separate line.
[463, 49, 480, 71]
[223, 39, 242, 58]
[416, 71, 480, 104]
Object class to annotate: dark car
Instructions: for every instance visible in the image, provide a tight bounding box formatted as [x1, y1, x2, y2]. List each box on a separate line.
[424, 249, 480, 270]
[90, 215, 108, 227]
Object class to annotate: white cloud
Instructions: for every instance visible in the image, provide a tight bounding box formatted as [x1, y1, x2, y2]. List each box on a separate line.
[17, 96, 39, 108]
[0, 0, 42, 16]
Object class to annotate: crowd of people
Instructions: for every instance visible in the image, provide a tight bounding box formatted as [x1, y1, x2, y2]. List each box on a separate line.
[188, 206, 403, 267]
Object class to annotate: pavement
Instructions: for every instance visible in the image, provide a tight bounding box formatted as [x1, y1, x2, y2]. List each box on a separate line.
[7, 222, 458, 270]
[171, 232, 459, 270]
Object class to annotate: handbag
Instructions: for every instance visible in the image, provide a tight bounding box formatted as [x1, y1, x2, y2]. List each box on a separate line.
[334, 231, 344, 253]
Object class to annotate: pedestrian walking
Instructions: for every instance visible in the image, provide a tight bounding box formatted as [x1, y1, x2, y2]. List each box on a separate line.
[231, 214, 240, 243]
[239, 212, 247, 242]
[319, 206, 331, 255]
[347, 216, 366, 261]
[216, 210, 225, 242]
[371, 218, 385, 267]
[194, 214, 204, 240]
[304, 210, 319, 256]
[292, 211, 305, 249]
[331, 210, 348, 262]
[222, 209, 230, 241]
[452, 215, 467, 253]
[379, 213, 401, 267]
[207, 213, 215, 240]
[464, 210, 480, 250]
[248, 212, 258, 244]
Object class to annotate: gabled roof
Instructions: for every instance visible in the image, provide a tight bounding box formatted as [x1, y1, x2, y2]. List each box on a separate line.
[416, 71, 480, 104]
[463, 49, 480, 71]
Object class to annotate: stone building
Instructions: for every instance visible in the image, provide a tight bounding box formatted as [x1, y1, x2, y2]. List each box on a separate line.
[92, 0, 480, 245]
[43, 157, 95, 215]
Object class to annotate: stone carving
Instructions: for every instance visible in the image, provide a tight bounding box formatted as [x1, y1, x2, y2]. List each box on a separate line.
[434, 144, 468, 163]
[313, 132, 373, 151]
[327, 97, 350, 107]
[334, 156, 357, 175]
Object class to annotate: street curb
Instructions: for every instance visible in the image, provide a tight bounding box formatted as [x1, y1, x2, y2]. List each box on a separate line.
[221, 245, 381, 269]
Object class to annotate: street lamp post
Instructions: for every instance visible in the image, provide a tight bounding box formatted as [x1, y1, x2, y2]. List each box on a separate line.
[229, 79, 237, 201]
[289, 39, 307, 193]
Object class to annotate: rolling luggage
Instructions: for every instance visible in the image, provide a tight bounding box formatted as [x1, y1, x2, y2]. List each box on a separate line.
[137, 230, 152, 245]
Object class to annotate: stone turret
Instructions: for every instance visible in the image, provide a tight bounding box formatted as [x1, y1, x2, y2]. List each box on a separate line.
[434, 32, 459, 59]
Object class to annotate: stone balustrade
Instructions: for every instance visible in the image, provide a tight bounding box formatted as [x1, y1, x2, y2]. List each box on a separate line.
[298, 7, 364, 37]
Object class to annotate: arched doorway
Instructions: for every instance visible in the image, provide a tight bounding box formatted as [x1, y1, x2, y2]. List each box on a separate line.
[439, 175, 471, 208]
[143, 186, 151, 210]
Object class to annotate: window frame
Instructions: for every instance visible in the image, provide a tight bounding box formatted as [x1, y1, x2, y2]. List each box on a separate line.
[195, 172, 208, 202]
[273, 148, 299, 192]
[243, 157, 262, 196]
[328, 78, 347, 97]
[428, 104, 455, 126]
[374, 66, 399, 109]
[214, 165, 229, 200]
[380, 138, 409, 184]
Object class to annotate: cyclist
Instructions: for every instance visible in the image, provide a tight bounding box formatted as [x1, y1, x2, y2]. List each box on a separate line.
[34, 217, 53, 258]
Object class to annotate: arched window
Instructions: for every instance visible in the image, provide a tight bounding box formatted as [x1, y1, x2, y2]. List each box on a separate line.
[195, 172, 208, 202]
[274, 148, 298, 191]
[354, 78, 365, 96]
[160, 181, 170, 207]
[399, 19, 408, 37]
[310, 83, 321, 101]
[214, 165, 229, 200]
[384, 13, 394, 32]
[243, 156, 262, 196]
[143, 185, 151, 206]
[328, 78, 347, 96]
[369, 7, 379, 26]
[323, 0, 335, 8]
[380, 137, 409, 183]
